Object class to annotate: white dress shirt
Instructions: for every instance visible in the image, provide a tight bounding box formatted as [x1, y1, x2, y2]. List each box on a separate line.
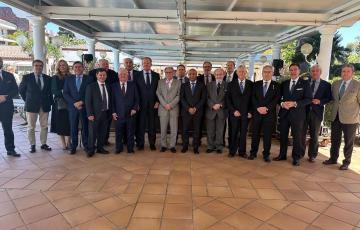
[97, 81, 109, 109]
[120, 81, 127, 94]
[289, 77, 300, 91]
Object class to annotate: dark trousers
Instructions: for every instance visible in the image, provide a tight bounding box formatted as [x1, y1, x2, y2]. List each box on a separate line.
[279, 115, 303, 160]
[115, 117, 135, 152]
[229, 116, 249, 155]
[88, 111, 109, 152]
[182, 113, 202, 148]
[301, 111, 322, 158]
[0, 108, 15, 152]
[250, 115, 275, 158]
[105, 119, 112, 143]
[330, 116, 358, 165]
[136, 104, 156, 147]
[69, 108, 88, 150]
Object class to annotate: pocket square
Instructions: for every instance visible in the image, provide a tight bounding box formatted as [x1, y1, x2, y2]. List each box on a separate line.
[296, 88, 303, 91]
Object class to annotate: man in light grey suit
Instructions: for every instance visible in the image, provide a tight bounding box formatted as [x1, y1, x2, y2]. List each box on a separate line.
[206, 68, 228, 153]
[323, 64, 360, 170]
[156, 66, 181, 153]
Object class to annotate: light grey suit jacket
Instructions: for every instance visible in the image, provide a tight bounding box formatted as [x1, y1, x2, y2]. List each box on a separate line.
[206, 81, 228, 120]
[331, 79, 360, 124]
[156, 79, 181, 117]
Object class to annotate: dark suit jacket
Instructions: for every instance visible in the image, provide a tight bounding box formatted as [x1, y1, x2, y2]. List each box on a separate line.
[197, 74, 215, 84]
[180, 81, 207, 117]
[227, 79, 253, 119]
[223, 72, 238, 82]
[134, 70, 160, 108]
[0, 70, 18, 111]
[63, 74, 92, 111]
[19, 73, 53, 113]
[89, 68, 118, 85]
[252, 80, 281, 119]
[111, 82, 139, 120]
[306, 79, 332, 120]
[85, 82, 111, 121]
[278, 78, 312, 120]
[174, 76, 189, 84]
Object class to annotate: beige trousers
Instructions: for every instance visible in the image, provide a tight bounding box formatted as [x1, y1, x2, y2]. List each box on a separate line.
[26, 108, 49, 145]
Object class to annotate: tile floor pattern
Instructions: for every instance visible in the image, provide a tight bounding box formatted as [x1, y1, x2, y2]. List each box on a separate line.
[0, 115, 360, 229]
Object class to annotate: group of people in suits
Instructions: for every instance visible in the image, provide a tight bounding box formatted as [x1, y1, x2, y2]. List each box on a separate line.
[0, 55, 359, 170]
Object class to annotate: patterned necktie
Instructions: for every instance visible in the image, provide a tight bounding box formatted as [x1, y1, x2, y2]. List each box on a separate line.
[191, 82, 196, 95]
[217, 82, 221, 95]
[240, 81, 244, 93]
[121, 83, 126, 95]
[146, 72, 150, 86]
[263, 81, 268, 96]
[128, 71, 132, 81]
[37, 75, 42, 90]
[290, 80, 296, 94]
[339, 82, 346, 99]
[101, 84, 107, 111]
[76, 76, 81, 91]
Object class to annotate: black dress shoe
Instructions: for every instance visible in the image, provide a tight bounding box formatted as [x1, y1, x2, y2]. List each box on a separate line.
[87, 151, 95, 157]
[292, 160, 300, 166]
[273, 156, 287, 161]
[137, 145, 144, 150]
[206, 149, 214, 153]
[128, 150, 135, 154]
[40, 144, 52, 151]
[248, 155, 256, 160]
[228, 153, 235, 158]
[70, 149, 76, 155]
[308, 157, 315, 163]
[97, 148, 109, 154]
[104, 141, 111, 146]
[216, 149, 222, 154]
[150, 145, 156, 151]
[264, 157, 271, 163]
[115, 149, 123, 154]
[239, 153, 248, 158]
[194, 148, 199, 154]
[160, 147, 167, 152]
[7, 150, 20, 157]
[29, 145, 36, 153]
[170, 148, 176, 153]
[323, 159, 337, 165]
[339, 164, 349, 170]
[181, 147, 188, 153]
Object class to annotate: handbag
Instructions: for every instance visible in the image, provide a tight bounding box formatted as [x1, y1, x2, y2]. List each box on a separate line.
[55, 97, 67, 110]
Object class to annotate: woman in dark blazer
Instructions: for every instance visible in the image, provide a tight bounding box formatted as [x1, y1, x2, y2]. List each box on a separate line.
[50, 60, 71, 150]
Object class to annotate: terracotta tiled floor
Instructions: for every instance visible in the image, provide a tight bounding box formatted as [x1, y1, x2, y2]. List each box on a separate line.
[0, 115, 360, 229]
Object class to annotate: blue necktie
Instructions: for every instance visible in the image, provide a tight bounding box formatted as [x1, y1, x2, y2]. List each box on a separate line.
[76, 76, 81, 91]
[191, 82, 195, 95]
[339, 82, 346, 99]
[263, 81, 268, 96]
[146, 72, 150, 86]
[240, 81, 244, 93]
[290, 80, 296, 94]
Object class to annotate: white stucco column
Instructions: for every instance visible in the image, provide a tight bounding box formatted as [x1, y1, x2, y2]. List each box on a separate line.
[272, 43, 281, 61]
[86, 38, 96, 57]
[112, 48, 120, 71]
[248, 53, 256, 81]
[317, 25, 338, 81]
[29, 16, 47, 65]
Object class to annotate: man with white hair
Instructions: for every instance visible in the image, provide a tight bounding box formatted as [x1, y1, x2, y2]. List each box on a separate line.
[301, 64, 332, 162]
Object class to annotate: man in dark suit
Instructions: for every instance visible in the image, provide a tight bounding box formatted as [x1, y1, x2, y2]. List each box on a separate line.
[88, 58, 118, 145]
[85, 68, 111, 157]
[63, 61, 92, 154]
[224, 60, 238, 83]
[112, 68, 139, 154]
[301, 64, 332, 162]
[174, 64, 189, 84]
[134, 57, 160, 150]
[274, 63, 312, 166]
[123, 58, 140, 82]
[198, 61, 215, 86]
[227, 65, 253, 158]
[180, 68, 207, 154]
[19, 60, 53, 153]
[0, 57, 20, 157]
[249, 65, 280, 162]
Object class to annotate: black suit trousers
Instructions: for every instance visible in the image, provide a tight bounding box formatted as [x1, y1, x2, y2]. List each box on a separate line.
[250, 114, 275, 157]
[88, 111, 109, 151]
[301, 111, 322, 158]
[0, 107, 15, 152]
[136, 104, 157, 147]
[330, 116, 358, 165]
[182, 113, 202, 148]
[229, 116, 249, 155]
[279, 115, 303, 160]
[115, 117, 135, 152]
